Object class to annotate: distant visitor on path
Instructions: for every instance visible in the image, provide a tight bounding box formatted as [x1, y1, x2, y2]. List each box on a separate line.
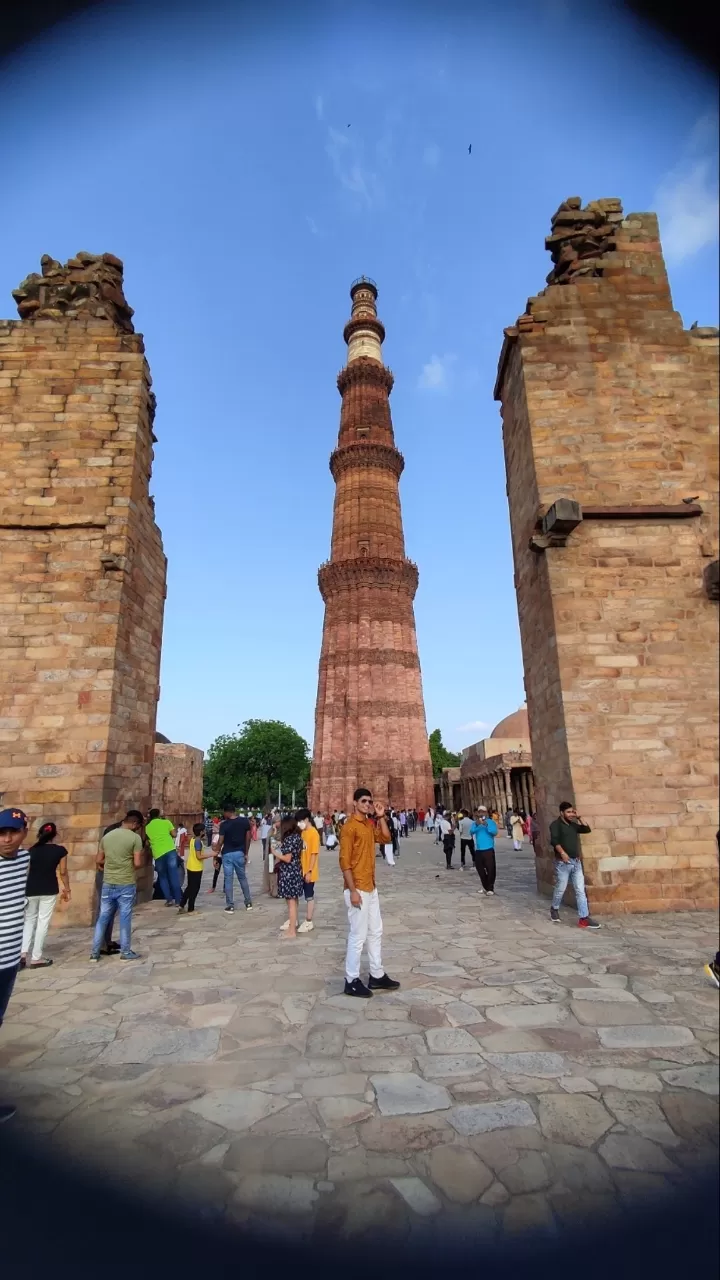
[178, 823, 214, 914]
[217, 804, 253, 915]
[294, 808, 319, 934]
[457, 810, 474, 868]
[275, 815, 304, 938]
[21, 821, 70, 969]
[549, 802, 600, 929]
[510, 810, 524, 850]
[470, 806, 499, 895]
[90, 812, 145, 961]
[338, 788, 401, 999]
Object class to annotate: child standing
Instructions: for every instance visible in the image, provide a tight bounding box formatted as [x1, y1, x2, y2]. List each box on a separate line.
[179, 823, 213, 913]
[295, 807, 319, 934]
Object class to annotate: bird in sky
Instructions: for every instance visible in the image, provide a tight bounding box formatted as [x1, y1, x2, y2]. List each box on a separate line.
[347, 123, 351, 128]
[468, 143, 472, 154]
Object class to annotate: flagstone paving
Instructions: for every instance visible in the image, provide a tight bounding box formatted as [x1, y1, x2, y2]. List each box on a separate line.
[1, 833, 717, 1240]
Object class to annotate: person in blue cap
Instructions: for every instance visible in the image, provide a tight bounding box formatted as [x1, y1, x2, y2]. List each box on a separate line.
[0, 806, 31, 1122]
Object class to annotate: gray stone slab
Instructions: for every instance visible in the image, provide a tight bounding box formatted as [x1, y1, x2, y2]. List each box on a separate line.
[591, 1068, 662, 1092]
[49, 1024, 116, 1048]
[346, 1020, 414, 1039]
[97, 1027, 220, 1065]
[428, 1144, 494, 1201]
[660, 1064, 719, 1095]
[537, 1094, 614, 1147]
[598, 1133, 678, 1174]
[188, 1089, 288, 1131]
[483, 1052, 567, 1078]
[425, 1027, 481, 1054]
[371, 1072, 452, 1116]
[448, 1099, 537, 1136]
[597, 1025, 694, 1049]
[488, 1003, 569, 1029]
[389, 1177, 442, 1216]
[418, 1054, 487, 1081]
[571, 1001, 654, 1027]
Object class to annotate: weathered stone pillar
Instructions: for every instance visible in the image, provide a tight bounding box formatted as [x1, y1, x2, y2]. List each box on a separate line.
[1, 253, 166, 925]
[495, 197, 719, 912]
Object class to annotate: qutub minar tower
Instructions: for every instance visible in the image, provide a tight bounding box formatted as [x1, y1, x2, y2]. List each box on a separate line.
[309, 278, 434, 812]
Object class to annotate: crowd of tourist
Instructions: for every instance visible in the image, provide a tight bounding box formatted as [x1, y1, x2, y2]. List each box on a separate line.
[2, 793, 718, 1123]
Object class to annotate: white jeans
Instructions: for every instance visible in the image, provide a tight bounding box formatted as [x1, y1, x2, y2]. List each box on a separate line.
[22, 895, 58, 962]
[383, 843, 395, 866]
[344, 888, 384, 982]
[513, 839, 522, 850]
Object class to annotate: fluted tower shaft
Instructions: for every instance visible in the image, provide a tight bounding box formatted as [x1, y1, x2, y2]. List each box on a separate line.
[309, 279, 434, 812]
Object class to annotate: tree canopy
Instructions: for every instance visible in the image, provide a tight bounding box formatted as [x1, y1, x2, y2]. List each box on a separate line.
[428, 728, 461, 776]
[203, 719, 310, 811]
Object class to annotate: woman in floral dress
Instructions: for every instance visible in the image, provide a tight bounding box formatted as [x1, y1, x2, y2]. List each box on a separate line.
[275, 816, 304, 938]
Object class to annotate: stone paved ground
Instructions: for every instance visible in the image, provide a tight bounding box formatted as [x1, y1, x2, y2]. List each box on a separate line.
[1, 833, 718, 1241]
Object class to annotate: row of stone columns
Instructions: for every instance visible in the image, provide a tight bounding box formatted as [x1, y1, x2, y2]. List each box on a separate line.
[460, 768, 534, 817]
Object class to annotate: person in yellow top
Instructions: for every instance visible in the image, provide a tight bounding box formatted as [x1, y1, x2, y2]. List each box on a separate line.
[288, 807, 320, 935]
[178, 823, 214, 914]
[338, 787, 402, 999]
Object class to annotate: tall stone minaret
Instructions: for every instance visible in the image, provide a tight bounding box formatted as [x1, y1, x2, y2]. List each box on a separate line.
[309, 278, 434, 812]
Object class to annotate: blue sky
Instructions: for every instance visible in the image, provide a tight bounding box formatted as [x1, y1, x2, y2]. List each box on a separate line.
[1, 0, 717, 755]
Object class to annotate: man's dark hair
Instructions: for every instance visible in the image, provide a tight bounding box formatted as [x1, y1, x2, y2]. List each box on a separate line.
[192, 822, 204, 835]
[295, 808, 312, 822]
[148, 808, 161, 820]
[222, 803, 237, 814]
[353, 787, 372, 802]
[559, 801, 574, 813]
[125, 810, 144, 824]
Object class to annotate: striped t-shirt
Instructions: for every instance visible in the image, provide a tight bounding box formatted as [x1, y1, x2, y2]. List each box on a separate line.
[0, 849, 30, 971]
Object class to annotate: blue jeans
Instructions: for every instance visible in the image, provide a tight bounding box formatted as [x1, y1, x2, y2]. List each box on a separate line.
[223, 851, 252, 907]
[155, 851, 183, 904]
[552, 858, 589, 918]
[91, 883, 137, 956]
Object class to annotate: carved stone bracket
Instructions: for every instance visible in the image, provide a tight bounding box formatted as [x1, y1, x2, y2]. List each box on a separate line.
[13, 252, 135, 331]
[342, 314, 386, 347]
[318, 556, 419, 602]
[337, 359, 394, 396]
[330, 441, 404, 481]
[530, 499, 583, 552]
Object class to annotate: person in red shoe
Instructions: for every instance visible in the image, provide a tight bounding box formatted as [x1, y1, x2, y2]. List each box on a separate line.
[549, 801, 600, 928]
[339, 788, 401, 998]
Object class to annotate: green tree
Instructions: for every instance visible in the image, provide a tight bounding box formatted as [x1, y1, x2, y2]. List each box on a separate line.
[428, 728, 461, 777]
[204, 719, 310, 811]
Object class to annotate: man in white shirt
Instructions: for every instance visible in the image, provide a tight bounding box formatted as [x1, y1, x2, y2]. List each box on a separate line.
[0, 806, 31, 1122]
[314, 812, 325, 845]
[457, 810, 475, 869]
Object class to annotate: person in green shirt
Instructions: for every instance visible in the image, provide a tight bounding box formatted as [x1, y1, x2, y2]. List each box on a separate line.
[90, 813, 144, 961]
[549, 801, 600, 929]
[145, 808, 182, 906]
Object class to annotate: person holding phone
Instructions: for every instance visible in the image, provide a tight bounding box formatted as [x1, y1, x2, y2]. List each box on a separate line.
[338, 788, 401, 999]
[549, 802, 600, 928]
[469, 805, 499, 895]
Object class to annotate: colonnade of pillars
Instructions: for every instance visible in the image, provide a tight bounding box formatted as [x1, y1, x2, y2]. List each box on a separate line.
[461, 767, 534, 817]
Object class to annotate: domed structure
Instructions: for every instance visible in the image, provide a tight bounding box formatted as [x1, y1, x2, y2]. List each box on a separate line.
[155, 731, 171, 745]
[491, 706, 529, 740]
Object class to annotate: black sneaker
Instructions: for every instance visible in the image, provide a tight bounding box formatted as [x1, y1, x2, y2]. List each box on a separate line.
[0, 1104, 16, 1123]
[703, 960, 720, 988]
[550, 908, 560, 923]
[578, 916, 601, 930]
[224, 905, 235, 913]
[368, 973, 401, 992]
[344, 978, 373, 998]
[245, 903, 253, 911]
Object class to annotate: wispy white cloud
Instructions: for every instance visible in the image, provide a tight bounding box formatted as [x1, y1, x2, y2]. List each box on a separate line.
[314, 94, 324, 122]
[655, 113, 719, 264]
[306, 216, 320, 236]
[455, 720, 490, 734]
[418, 352, 456, 390]
[422, 143, 441, 168]
[325, 126, 383, 210]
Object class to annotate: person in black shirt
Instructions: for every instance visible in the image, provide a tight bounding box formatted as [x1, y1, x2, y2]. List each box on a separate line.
[549, 801, 600, 929]
[21, 822, 70, 968]
[216, 805, 253, 913]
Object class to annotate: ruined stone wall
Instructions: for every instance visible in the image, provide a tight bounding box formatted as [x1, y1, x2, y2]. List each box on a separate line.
[151, 743, 204, 822]
[0, 253, 166, 924]
[496, 201, 719, 913]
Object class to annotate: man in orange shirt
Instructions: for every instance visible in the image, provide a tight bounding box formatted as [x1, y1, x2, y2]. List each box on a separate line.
[339, 787, 401, 998]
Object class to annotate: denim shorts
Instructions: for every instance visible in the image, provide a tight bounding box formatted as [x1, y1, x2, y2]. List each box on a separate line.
[303, 880, 315, 901]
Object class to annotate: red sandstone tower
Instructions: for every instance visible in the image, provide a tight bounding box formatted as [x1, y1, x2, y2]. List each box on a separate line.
[309, 279, 434, 813]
